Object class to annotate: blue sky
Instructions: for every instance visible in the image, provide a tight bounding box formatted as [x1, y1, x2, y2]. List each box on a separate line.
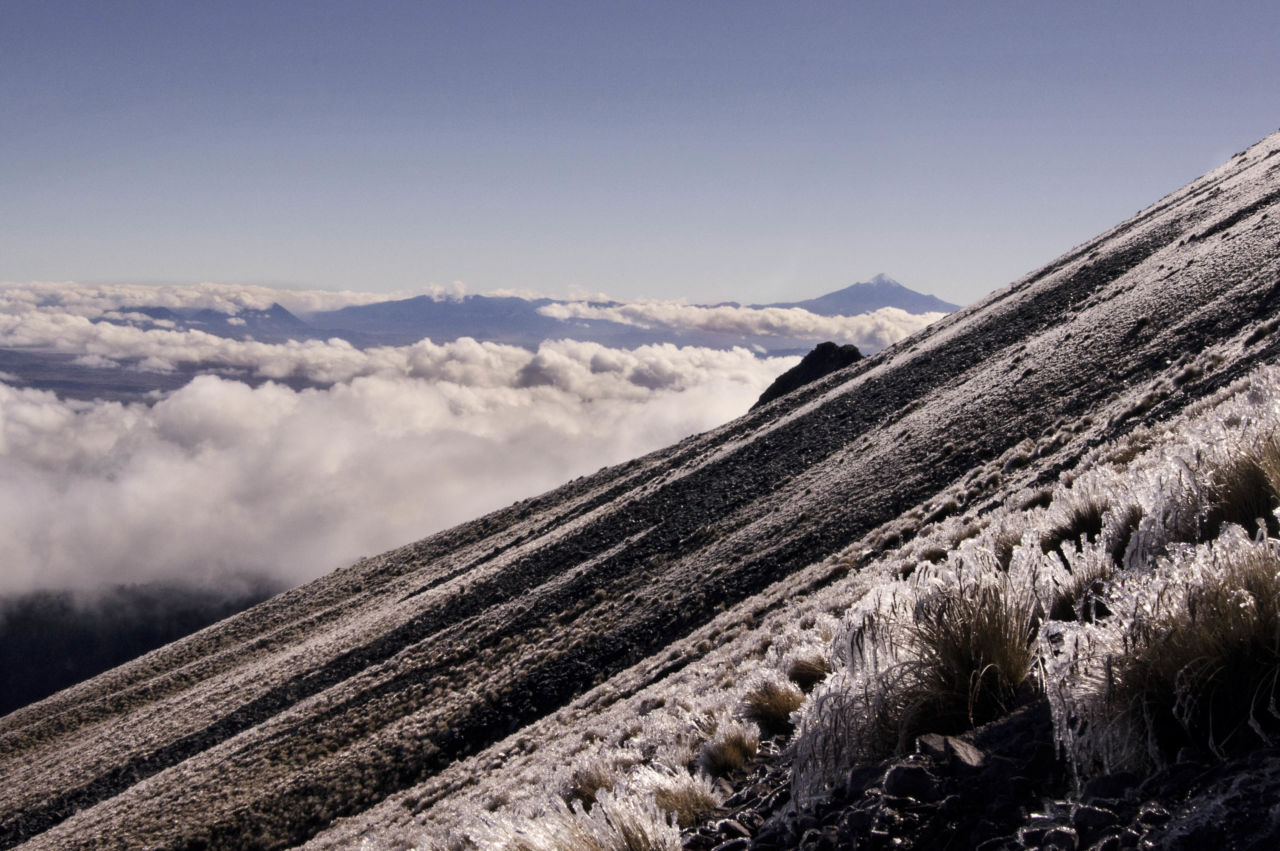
[3, 2, 1278, 306]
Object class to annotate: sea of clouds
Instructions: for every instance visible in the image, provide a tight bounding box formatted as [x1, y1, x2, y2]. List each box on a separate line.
[537, 300, 944, 351]
[0, 282, 820, 596]
[0, 280, 411, 317]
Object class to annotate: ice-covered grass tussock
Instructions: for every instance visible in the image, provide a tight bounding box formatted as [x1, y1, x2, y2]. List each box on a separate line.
[1044, 535, 1280, 778]
[696, 716, 760, 778]
[739, 670, 806, 737]
[791, 550, 1040, 801]
[464, 787, 682, 851]
[789, 365, 1280, 803]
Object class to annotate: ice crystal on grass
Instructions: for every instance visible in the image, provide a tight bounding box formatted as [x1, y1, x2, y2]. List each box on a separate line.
[739, 671, 805, 737]
[784, 649, 832, 693]
[1038, 370, 1280, 777]
[792, 558, 1038, 802]
[1044, 535, 1280, 776]
[697, 717, 759, 778]
[628, 766, 721, 829]
[467, 788, 681, 850]
[1199, 434, 1280, 540]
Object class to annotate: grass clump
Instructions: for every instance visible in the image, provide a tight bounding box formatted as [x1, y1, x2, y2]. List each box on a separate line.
[563, 760, 621, 810]
[898, 580, 1038, 739]
[1040, 498, 1106, 562]
[1041, 503, 1137, 622]
[988, 521, 1024, 572]
[1106, 504, 1144, 566]
[740, 675, 805, 737]
[469, 789, 681, 850]
[1105, 548, 1280, 764]
[1048, 569, 1111, 624]
[697, 719, 758, 778]
[791, 572, 1039, 802]
[1021, 488, 1054, 512]
[828, 576, 1036, 756]
[1047, 560, 1113, 624]
[787, 651, 833, 693]
[634, 767, 721, 829]
[1200, 437, 1280, 540]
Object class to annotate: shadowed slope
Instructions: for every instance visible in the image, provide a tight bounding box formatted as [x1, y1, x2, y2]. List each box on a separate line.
[4, 132, 1280, 850]
[0, 580, 280, 717]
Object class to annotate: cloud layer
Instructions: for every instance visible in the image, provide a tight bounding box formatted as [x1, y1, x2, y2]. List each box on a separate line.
[0, 279, 951, 595]
[0, 335, 791, 595]
[0, 280, 419, 318]
[538, 300, 944, 350]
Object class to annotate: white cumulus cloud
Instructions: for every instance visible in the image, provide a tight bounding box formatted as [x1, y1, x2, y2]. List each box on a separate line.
[537, 300, 943, 351]
[1, 280, 941, 596]
[0, 279, 456, 319]
[0, 341, 794, 595]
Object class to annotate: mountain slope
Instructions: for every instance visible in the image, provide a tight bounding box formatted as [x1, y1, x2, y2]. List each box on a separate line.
[4, 132, 1280, 850]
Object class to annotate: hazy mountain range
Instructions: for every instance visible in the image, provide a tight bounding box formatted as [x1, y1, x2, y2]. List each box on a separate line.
[5, 131, 1280, 850]
[0, 276, 949, 404]
[98, 274, 954, 351]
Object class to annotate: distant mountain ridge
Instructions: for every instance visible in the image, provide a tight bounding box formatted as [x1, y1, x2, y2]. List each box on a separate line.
[89, 278, 955, 353]
[0, 279, 953, 401]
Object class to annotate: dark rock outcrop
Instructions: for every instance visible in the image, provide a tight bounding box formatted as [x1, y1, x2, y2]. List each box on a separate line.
[752, 342, 863, 409]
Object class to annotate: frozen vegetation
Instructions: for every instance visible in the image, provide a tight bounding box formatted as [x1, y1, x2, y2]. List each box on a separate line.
[335, 364, 1280, 850]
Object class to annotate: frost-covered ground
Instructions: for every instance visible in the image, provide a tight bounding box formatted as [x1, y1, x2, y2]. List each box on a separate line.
[343, 358, 1280, 851]
[2, 131, 1280, 849]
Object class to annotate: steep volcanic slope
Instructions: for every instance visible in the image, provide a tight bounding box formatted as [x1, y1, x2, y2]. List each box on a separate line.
[3, 131, 1280, 850]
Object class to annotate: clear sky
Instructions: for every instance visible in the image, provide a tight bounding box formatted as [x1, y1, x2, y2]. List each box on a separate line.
[3, 1, 1279, 306]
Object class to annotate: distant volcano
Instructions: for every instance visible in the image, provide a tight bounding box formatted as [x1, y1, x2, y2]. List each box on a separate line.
[761, 272, 961, 315]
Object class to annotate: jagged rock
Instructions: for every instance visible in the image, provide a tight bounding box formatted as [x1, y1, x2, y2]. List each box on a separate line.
[916, 732, 986, 771]
[709, 839, 748, 851]
[1041, 826, 1080, 850]
[715, 818, 749, 838]
[883, 763, 942, 802]
[1072, 804, 1119, 846]
[751, 341, 862, 409]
